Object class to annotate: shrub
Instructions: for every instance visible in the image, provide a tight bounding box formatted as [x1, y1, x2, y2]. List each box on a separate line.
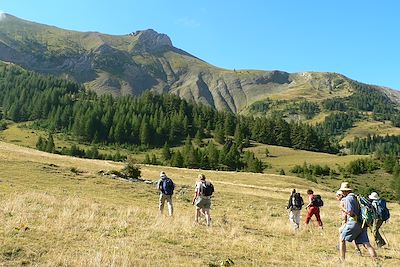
[122, 157, 141, 179]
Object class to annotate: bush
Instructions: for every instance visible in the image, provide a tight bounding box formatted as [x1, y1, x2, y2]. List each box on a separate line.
[122, 157, 141, 179]
[346, 158, 379, 175]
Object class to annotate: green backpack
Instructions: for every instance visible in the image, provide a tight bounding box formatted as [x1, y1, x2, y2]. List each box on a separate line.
[357, 195, 375, 228]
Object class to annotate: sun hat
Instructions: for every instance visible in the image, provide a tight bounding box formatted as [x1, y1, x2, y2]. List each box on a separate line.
[368, 192, 380, 200]
[338, 182, 352, 191]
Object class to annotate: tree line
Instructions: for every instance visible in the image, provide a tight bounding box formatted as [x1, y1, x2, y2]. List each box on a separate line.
[0, 63, 339, 155]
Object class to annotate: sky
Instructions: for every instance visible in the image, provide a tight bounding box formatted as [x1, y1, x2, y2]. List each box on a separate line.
[0, 0, 399, 90]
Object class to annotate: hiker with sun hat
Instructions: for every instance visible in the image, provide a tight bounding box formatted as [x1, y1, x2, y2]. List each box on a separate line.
[338, 182, 377, 262]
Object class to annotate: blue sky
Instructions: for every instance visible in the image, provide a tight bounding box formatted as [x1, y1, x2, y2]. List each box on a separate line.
[1, 0, 399, 90]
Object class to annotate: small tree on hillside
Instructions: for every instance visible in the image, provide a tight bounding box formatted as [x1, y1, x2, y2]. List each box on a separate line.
[122, 157, 141, 179]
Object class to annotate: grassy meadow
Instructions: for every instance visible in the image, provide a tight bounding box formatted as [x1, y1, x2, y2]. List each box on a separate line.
[1, 141, 399, 266]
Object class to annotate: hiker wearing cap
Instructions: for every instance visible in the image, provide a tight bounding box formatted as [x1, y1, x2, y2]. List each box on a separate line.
[338, 182, 377, 262]
[369, 192, 389, 248]
[157, 171, 175, 216]
[192, 174, 214, 226]
[304, 189, 323, 229]
[287, 189, 304, 230]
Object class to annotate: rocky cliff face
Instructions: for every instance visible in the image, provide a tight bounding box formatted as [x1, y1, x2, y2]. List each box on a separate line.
[1, 13, 399, 113]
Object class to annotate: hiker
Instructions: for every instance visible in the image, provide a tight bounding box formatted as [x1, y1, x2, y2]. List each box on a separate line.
[369, 192, 390, 248]
[287, 189, 304, 230]
[338, 182, 377, 262]
[336, 190, 362, 256]
[304, 189, 323, 229]
[157, 171, 175, 216]
[192, 174, 214, 226]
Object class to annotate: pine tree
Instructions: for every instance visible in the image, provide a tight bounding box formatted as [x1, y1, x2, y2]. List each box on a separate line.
[161, 143, 172, 161]
[171, 150, 184, 167]
[36, 136, 45, 151]
[46, 133, 55, 153]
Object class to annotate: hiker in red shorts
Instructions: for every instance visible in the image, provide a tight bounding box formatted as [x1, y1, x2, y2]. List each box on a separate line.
[304, 189, 323, 229]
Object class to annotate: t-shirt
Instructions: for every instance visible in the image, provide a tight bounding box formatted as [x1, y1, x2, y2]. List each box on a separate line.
[343, 193, 360, 219]
[195, 180, 211, 197]
[195, 181, 203, 196]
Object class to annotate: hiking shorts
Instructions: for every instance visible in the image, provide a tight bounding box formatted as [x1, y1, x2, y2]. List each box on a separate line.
[341, 220, 369, 244]
[195, 197, 211, 209]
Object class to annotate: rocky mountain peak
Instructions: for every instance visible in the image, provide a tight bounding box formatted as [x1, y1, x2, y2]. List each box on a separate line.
[129, 29, 172, 52]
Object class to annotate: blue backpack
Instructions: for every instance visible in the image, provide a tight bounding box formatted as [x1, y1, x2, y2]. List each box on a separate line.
[161, 178, 174, 195]
[375, 199, 390, 221]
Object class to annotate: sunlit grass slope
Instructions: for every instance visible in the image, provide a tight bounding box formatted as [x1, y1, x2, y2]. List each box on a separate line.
[0, 141, 399, 266]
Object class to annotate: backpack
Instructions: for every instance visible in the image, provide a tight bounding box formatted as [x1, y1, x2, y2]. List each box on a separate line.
[357, 196, 375, 228]
[292, 193, 304, 210]
[161, 178, 174, 195]
[311, 194, 324, 207]
[202, 182, 214, 197]
[375, 199, 390, 221]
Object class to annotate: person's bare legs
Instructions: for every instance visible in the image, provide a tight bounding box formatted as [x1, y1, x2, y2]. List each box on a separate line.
[203, 208, 211, 226]
[339, 239, 346, 261]
[353, 241, 362, 255]
[195, 207, 201, 223]
[364, 243, 377, 260]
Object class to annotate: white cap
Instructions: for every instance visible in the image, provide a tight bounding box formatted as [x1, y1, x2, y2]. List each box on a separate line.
[368, 192, 380, 200]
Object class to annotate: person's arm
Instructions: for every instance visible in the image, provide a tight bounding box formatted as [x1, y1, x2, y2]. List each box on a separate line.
[305, 195, 312, 208]
[157, 179, 163, 192]
[192, 183, 198, 205]
[287, 195, 292, 209]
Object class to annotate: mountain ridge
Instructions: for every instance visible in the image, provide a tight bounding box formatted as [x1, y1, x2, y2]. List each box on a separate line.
[1, 13, 399, 113]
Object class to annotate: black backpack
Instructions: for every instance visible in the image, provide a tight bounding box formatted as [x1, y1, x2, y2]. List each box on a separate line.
[202, 182, 214, 196]
[161, 178, 174, 195]
[292, 193, 304, 210]
[311, 194, 324, 207]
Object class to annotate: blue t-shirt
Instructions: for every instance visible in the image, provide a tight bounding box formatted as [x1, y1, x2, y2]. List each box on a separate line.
[341, 193, 369, 244]
[343, 193, 360, 219]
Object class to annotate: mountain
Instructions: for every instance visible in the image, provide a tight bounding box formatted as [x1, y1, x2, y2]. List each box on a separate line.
[0, 13, 399, 114]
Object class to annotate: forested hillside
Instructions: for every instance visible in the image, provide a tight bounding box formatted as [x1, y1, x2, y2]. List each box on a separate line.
[0, 63, 338, 170]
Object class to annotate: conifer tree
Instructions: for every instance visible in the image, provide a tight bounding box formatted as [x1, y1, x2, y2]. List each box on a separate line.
[46, 133, 55, 153]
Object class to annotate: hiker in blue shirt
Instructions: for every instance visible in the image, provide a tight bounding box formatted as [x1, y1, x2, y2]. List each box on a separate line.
[157, 171, 175, 216]
[338, 182, 377, 262]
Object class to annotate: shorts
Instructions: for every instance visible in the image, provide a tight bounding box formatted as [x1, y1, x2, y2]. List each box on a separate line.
[195, 197, 211, 209]
[341, 220, 369, 244]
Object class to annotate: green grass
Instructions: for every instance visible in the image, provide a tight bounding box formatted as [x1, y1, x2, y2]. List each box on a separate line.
[341, 120, 400, 144]
[1, 122, 397, 199]
[246, 143, 368, 173]
[0, 122, 151, 161]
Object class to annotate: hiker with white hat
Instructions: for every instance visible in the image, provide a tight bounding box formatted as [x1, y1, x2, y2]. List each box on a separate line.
[157, 171, 175, 216]
[369, 191, 390, 247]
[338, 182, 377, 262]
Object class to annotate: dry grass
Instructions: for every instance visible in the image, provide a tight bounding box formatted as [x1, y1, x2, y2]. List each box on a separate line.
[340, 120, 400, 145]
[245, 143, 369, 174]
[1, 141, 399, 266]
